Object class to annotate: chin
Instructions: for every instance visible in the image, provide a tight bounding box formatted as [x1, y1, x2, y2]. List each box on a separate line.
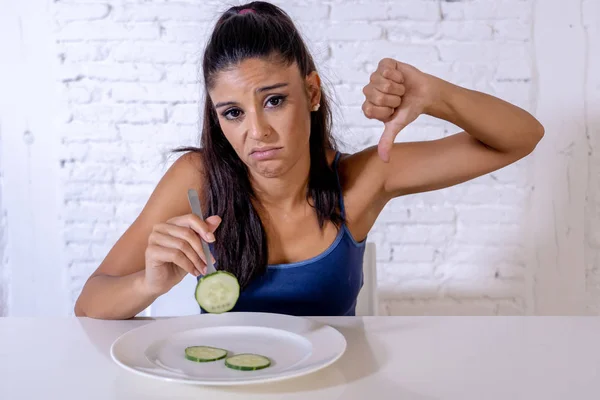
[246, 158, 287, 178]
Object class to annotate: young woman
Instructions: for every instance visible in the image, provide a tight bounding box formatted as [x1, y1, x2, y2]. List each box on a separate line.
[74, 2, 544, 319]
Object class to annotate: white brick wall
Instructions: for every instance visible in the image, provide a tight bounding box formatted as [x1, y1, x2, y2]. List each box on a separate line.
[0, 0, 597, 316]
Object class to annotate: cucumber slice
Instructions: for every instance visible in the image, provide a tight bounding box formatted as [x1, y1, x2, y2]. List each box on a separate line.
[224, 354, 271, 371]
[195, 270, 240, 314]
[184, 346, 228, 362]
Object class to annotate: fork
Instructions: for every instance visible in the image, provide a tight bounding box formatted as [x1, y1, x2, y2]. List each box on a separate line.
[187, 189, 217, 275]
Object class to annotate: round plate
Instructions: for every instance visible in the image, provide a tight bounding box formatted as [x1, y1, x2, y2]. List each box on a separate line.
[110, 312, 347, 386]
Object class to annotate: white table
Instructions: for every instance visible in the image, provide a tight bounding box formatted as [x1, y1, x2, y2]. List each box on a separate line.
[1, 316, 600, 399]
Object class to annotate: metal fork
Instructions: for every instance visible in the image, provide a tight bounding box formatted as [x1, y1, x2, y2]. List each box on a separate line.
[187, 189, 217, 275]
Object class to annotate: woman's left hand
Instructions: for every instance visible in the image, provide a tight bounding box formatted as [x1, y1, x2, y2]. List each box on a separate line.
[362, 58, 436, 162]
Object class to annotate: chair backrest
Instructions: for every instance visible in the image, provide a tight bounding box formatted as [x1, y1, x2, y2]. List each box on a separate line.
[355, 242, 379, 316]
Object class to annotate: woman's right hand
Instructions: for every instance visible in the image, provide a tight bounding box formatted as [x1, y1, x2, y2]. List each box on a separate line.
[143, 214, 222, 296]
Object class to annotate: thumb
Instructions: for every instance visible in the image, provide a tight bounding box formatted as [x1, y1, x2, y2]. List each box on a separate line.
[377, 123, 399, 163]
[205, 215, 222, 233]
[377, 106, 415, 162]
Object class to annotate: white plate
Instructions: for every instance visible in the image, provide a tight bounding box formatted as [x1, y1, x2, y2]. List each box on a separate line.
[110, 312, 347, 386]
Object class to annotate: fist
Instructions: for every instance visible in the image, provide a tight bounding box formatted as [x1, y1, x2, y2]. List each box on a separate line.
[362, 58, 431, 162]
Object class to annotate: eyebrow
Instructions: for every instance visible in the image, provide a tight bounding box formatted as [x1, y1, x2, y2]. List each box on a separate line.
[214, 83, 289, 109]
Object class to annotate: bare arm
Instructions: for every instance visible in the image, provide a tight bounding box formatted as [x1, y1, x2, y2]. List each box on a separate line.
[360, 58, 544, 199]
[74, 152, 218, 319]
[337, 59, 543, 242]
[74, 270, 160, 320]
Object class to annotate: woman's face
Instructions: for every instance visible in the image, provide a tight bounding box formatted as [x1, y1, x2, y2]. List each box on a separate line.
[208, 57, 321, 178]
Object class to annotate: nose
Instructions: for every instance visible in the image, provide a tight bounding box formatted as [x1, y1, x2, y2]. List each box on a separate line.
[246, 109, 271, 140]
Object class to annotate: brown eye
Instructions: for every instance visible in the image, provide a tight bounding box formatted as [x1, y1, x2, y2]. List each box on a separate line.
[266, 95, 286, 108]
[223, 108, 242, 120]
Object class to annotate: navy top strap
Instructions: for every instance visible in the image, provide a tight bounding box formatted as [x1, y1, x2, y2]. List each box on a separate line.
[332, 151, 346, 220]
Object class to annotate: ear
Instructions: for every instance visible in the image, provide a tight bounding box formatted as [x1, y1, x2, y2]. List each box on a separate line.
[305, 71, 321, 110]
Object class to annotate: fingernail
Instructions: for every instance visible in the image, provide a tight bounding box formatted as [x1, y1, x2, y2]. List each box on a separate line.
[206, 233, 215, 242]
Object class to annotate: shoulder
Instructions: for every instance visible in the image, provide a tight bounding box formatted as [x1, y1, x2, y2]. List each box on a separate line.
[327, 146, 389, 241]
[335, 145, 384, 190]
[336, 145, 390, 214]
[142, 149, 207, 219]
[160, 150, 206, 195]
[168, 150, 205, 184]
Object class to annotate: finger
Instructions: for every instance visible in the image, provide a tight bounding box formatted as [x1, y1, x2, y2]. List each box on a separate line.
[204, 215, 222, 233]
[147, 244, 199, 277]
[369, 74, 406, 96]
[362, 101, 395, 121]
[151, 229, 206, 267]
[377, 57, 397, 71]
[150, 231, 204, 275]
[154, 224, 214, 265]
[165, 247, 202, 277]
[362, 85, 402, 108]
[168, 214, 221, 243]
[378, 65, 404, 84]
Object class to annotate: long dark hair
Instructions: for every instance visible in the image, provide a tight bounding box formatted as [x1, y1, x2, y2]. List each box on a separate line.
[178, 1, 343, 289]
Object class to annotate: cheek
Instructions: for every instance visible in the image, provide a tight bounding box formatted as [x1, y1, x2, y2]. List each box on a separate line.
[280, 105, 311, 141]
[295, 110, 312, 142]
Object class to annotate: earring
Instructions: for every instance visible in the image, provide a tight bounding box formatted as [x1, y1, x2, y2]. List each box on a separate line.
[312, 104, 320, 111]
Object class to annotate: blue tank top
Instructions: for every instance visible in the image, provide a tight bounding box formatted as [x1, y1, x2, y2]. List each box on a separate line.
[200, 151, 366, 316]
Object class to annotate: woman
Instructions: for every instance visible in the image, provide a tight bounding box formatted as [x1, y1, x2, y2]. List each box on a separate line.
[74, 2, 544, 319]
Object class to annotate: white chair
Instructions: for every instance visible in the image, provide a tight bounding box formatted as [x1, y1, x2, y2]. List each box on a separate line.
[355, 242, 379, 316]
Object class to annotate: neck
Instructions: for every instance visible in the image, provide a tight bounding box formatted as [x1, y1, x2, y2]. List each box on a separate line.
[249, 151, 311, 212]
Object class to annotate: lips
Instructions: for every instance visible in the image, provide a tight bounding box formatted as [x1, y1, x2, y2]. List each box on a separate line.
[250, 146, 281, 154]
[249, 146, 282, 160]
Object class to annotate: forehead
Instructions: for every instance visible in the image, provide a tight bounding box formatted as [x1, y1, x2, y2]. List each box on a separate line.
[209, 57, 301, 96]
